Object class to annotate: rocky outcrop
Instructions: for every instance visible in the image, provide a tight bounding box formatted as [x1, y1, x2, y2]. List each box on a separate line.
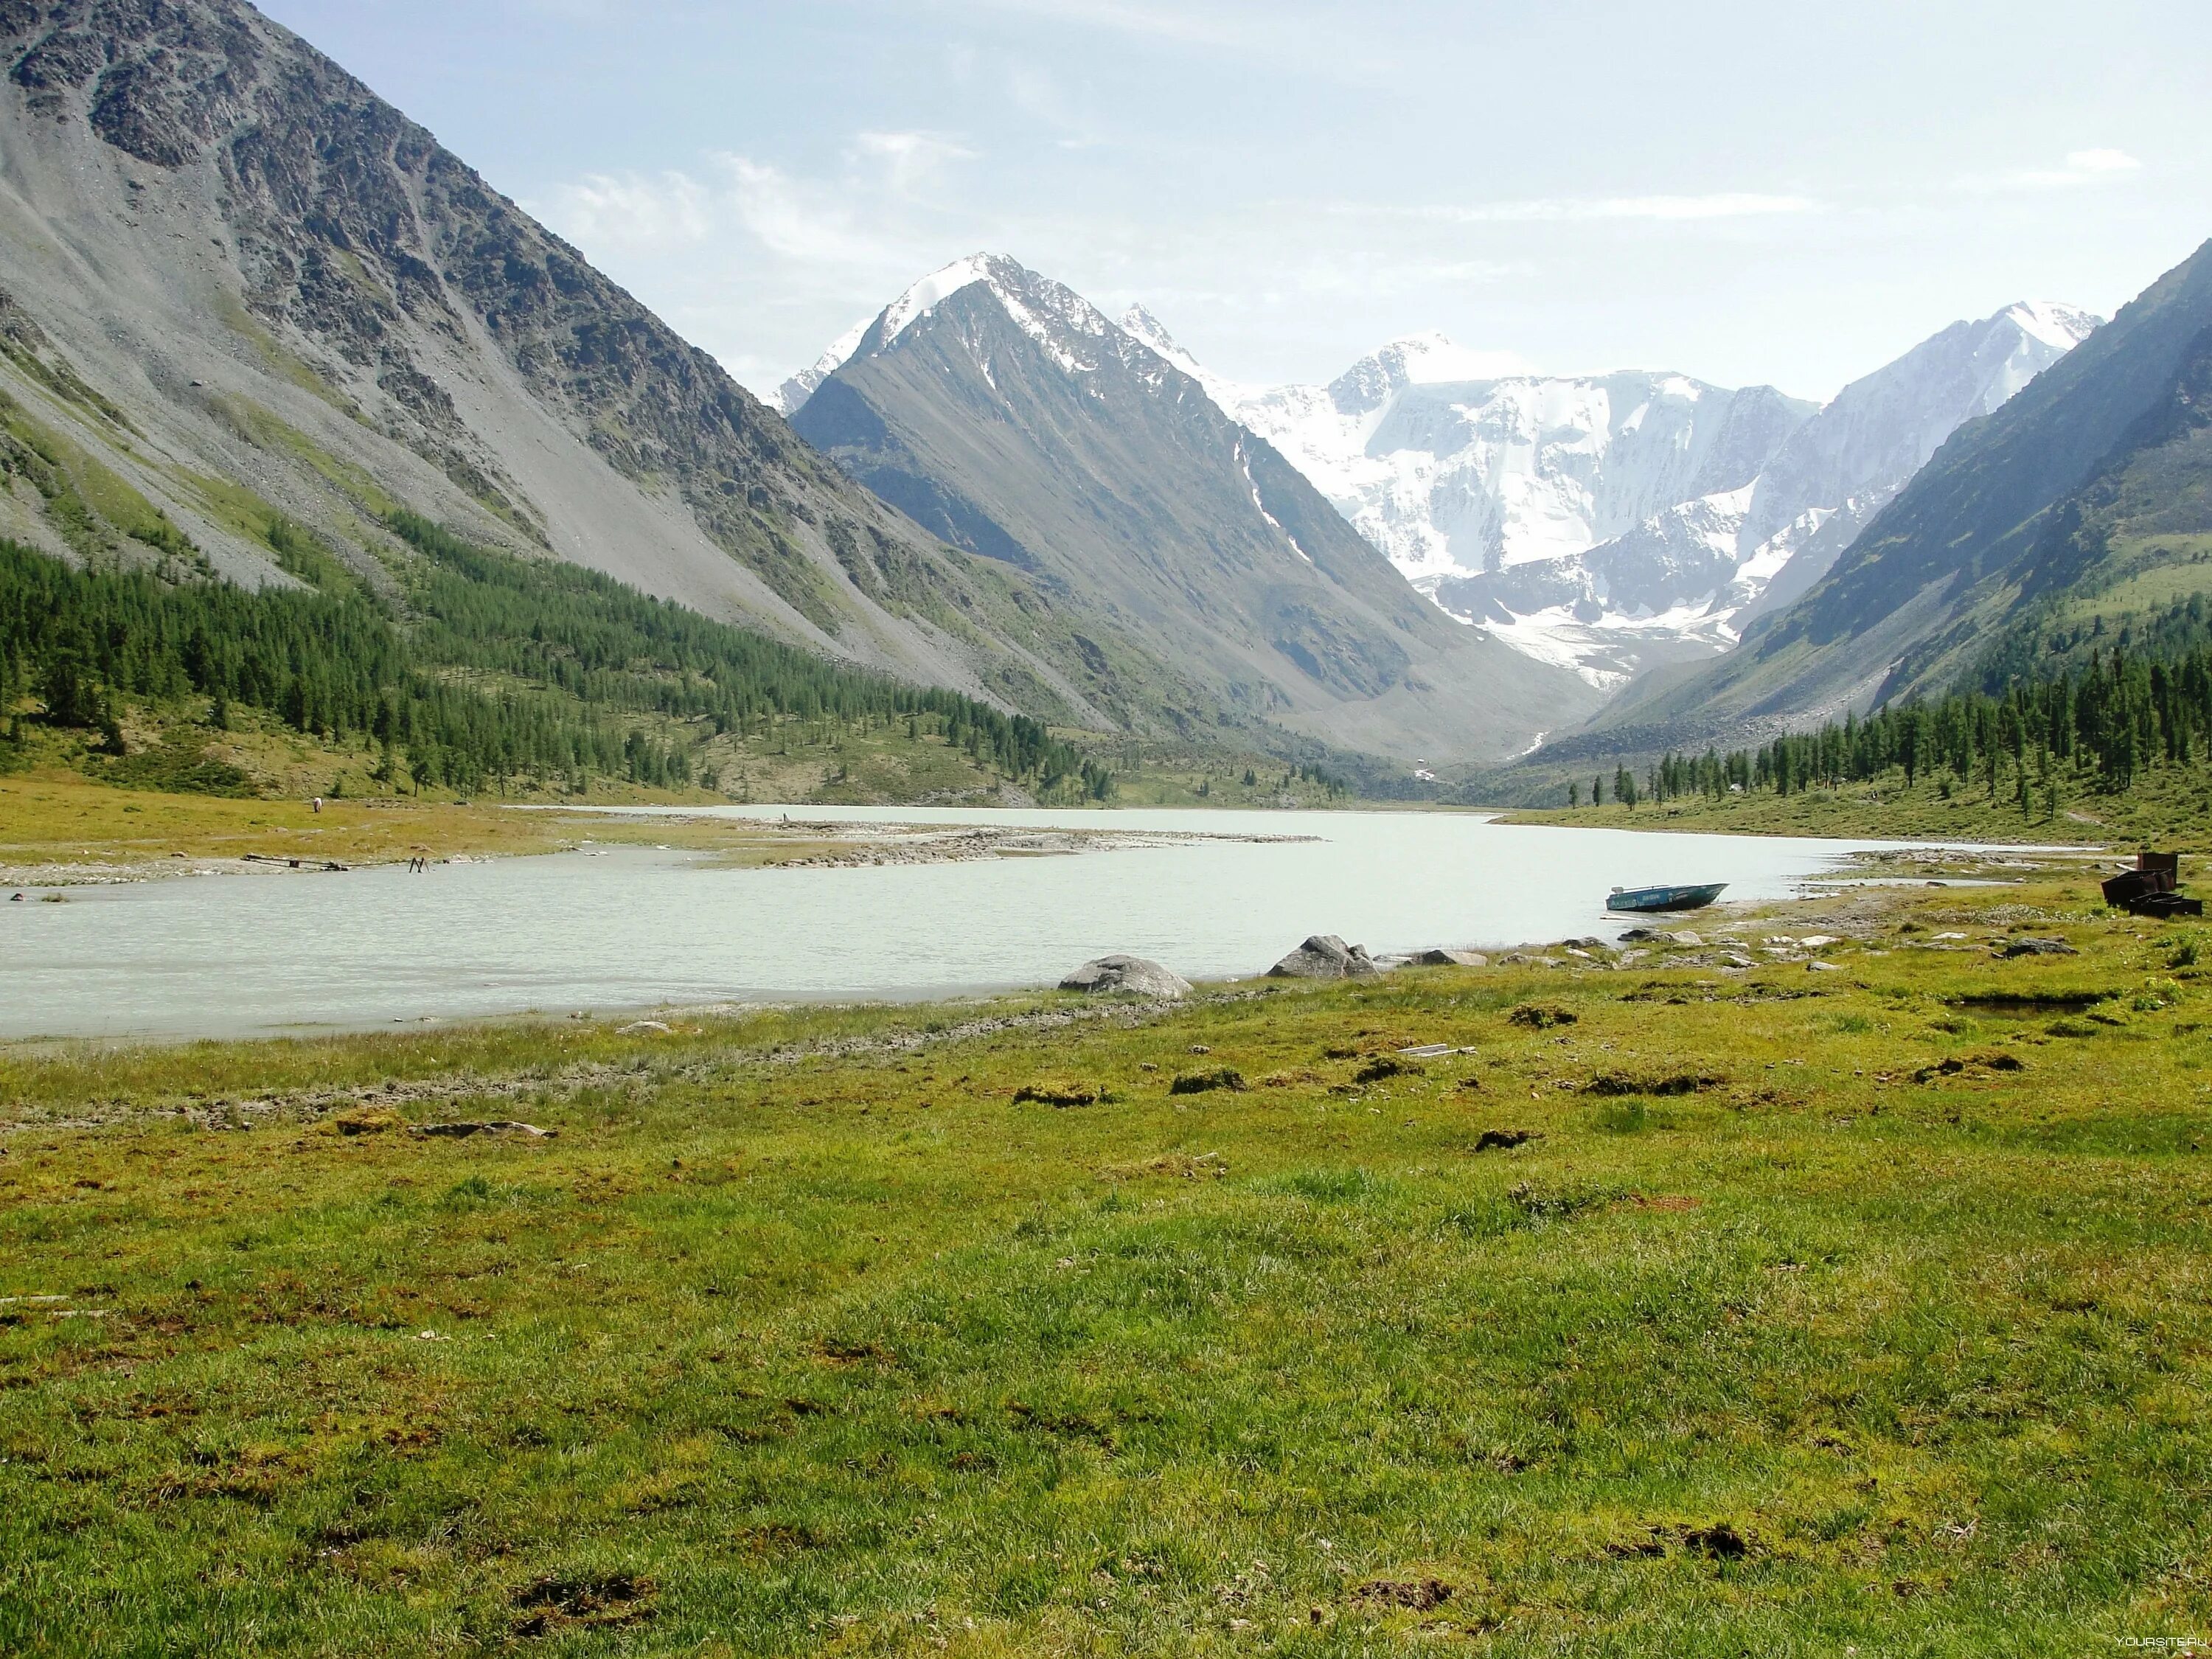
[1058, 955, 1193, 998]
[1267, 935, 1380, 980]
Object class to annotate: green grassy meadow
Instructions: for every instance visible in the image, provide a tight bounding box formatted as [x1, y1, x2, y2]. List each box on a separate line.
[3, 877, 2211, 1654]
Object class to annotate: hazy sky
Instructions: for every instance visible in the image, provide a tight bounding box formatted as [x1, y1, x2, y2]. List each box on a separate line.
[257, 0, 2212, 404]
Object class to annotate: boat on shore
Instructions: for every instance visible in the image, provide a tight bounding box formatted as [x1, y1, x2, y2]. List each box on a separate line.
[1607, 881, 1727, 914]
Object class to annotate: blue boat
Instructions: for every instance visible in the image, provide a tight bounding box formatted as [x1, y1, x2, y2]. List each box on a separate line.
[1607, 881, 1727, 914]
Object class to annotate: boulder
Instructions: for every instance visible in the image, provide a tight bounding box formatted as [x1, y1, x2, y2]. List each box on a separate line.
[1059, 955, 1193, 998]
[1268, 935, 1382, 980]
[1410, 948, 1489, 967]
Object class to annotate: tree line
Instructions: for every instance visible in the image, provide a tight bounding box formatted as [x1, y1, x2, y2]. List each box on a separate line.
[1571, 638, 2212, 815]
[0, 521, 1113, 800]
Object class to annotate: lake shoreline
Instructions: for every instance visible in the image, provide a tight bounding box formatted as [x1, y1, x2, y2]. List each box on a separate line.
[0, 827, 2070, 1044]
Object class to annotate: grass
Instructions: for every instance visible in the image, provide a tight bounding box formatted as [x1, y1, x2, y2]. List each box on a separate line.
[1506, 762, 2212, 853]
[1, 686, 1365, 874]
[0, 770, 1135, 881]
[3, 871, 2210, 1652]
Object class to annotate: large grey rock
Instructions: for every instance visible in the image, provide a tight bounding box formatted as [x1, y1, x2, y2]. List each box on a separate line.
[1268, 935, 1382, 980]
[1410, 947, 1489, 967]
[1060, 955, 1193, 998]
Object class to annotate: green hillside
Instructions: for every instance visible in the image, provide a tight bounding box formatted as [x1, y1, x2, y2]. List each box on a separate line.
[0, 516, 1114, 804]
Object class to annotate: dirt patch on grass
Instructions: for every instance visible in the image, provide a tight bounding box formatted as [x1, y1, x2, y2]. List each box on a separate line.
[1508, 1180, 1618, 1220]
[1580, 1071, 1725, 1097]
[1913, 1051, 2028, 1083]
[810, 1337, 894, 1368]
[1352, 1578, 1454, 1611]
[1104, 1151, 1228, 1181]
[1685, 1522, 1751, 1559]
[1508, 1004, 1578, 1029]
[509, 1571, 655, 1637]
[1951, 992, 2111, 1015]
[1354, 1055, 1425, 1084]
[327, 1106, 404, 1135]
[1472, 1128, 1536, 1152]
[1012, 1079, 1107, 1107]
[1169, 1068, 1245, 1096]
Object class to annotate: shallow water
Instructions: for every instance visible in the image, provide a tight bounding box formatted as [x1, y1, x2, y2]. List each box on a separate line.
[3, 805, 1911, 1041]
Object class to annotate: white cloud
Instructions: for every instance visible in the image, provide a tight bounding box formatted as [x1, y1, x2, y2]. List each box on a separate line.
[851, 130, 978, 194]
[714, 154, 897, 266]
[2023, 147, 2143, 187]
[1969, 148, 2145, 190]
[535, 170, 714, 251]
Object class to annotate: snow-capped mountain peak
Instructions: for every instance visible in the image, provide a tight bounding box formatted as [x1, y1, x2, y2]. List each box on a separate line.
[782, 276, 2101, 698]
[2005, 299, 2101, 355]
[879, 251, 1003, 343]
[878, 254, 1117, 361]
[1119, 296, 2101, 689]
[775, 316, 872, 415]
[781, 254, 1127, 411]
[1325, 332, 1526, 415]
[1118, 303, 1199, 372]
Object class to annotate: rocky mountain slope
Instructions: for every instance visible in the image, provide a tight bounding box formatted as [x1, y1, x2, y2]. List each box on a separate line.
[1573, 240, 2212, 758]
[788, 254, 1599, 763]
[0, 0, 1270, 742]
[1133, 304, 2096, 690]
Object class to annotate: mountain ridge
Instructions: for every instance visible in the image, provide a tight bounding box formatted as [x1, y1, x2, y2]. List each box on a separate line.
[1129, 302, 2096, 692]
[0, 0, 1317, 748]
[1567, 240, 2212, 759]
[790, 253, 1601, 763]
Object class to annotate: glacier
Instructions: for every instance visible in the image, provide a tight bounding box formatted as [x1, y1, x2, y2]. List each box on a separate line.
[1125, 301, 2100, 688]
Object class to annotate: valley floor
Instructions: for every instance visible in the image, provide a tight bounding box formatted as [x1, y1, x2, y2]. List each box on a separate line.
[2, 863, 2208, 1653]
[1500, 762, 2212, 855]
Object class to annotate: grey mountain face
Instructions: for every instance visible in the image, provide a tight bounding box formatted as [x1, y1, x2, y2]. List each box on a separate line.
[0, 0, 1228, 730]
[790, 255, 1601, 763]
[1576, 261, 2206, 758]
